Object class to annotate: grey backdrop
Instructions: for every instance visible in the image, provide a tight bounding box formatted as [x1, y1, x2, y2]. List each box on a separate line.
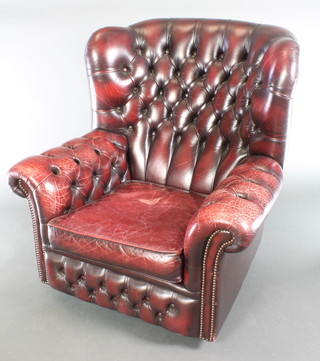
[1, 1, 319, 360]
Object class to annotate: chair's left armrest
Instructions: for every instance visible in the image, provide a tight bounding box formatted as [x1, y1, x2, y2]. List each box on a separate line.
[183, 155, 283, 292]
[8, 129, 130, 284]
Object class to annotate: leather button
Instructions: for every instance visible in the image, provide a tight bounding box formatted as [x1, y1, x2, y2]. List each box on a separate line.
[72, 157, 80, 165]
[122, 288, 128, 295]
[51, 166, 60, 175]
[182, 91, 188, 100]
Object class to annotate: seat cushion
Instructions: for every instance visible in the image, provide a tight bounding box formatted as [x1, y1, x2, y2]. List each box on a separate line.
[48, 181, 205, 283]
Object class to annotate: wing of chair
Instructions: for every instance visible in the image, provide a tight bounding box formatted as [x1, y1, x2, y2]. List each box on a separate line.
[8, 19, 299, 341]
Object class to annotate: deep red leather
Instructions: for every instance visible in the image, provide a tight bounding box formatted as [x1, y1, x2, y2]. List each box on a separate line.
[86, 19, 298, 194]
[48, 181, 205, 282]
[9, 129, 129, 223]
[8, 18, 299, 341]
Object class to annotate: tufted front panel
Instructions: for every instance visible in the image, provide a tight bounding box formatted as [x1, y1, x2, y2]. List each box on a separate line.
[46, 252, 200, 337]
[86, 19, 299, 194]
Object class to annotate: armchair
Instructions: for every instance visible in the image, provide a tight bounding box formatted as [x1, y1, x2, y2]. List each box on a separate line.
[8, 19, 299, 341]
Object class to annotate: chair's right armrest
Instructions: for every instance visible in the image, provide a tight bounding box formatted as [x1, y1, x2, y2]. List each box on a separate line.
[8, 129, 130, 224]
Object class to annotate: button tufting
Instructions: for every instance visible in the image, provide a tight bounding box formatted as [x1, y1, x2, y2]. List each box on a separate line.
[123, 66, 129, 73]
[182, 91, 189, 100]
[217, 51, 224, 61]
[63, 207, 71, 214]
[169, 303, 176, 310]
[71, 180, 79, 188]
[73, 157, 80, 165]
[50, 165, 60, 175]
[156, 312, 162, 318]
[122, 288, 128, 295]
[133, 86, 139, 93]
[116, 106, 124, 113]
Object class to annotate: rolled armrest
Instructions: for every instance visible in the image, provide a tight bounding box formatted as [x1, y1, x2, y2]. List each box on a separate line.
[183, 155, 282, 291]
[8, 129, 129, 223]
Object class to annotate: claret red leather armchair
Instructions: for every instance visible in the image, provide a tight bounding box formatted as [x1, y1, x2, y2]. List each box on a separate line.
[8, 19, 299, 341]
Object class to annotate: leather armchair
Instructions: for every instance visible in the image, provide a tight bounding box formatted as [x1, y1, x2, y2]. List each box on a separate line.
[8, 19, 299, 341]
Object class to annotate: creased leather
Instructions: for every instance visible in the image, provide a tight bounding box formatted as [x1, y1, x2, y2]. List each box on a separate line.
[8, 129, 130, 223]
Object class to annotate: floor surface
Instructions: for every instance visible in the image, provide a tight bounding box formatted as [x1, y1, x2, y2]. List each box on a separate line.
[1, 181, 319, 361]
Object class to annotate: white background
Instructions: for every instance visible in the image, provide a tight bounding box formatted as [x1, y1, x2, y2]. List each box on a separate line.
[0, 0, 320, 194]
[1, 1, 320, 360]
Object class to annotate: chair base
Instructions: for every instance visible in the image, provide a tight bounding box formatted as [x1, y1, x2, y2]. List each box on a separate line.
[45, 250, 200, 338]
[43, 226, 262, 341]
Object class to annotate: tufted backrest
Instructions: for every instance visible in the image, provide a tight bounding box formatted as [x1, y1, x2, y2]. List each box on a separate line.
[85, 19, 299, 194]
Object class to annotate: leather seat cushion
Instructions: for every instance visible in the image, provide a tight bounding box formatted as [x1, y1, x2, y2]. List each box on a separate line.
[48, 181, 205, 283]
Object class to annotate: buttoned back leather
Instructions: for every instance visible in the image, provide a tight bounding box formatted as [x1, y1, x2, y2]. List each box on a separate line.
[86, 19, 298, 194]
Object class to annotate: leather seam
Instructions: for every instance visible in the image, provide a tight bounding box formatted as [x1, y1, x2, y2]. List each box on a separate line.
[18, 180, 49, 284]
